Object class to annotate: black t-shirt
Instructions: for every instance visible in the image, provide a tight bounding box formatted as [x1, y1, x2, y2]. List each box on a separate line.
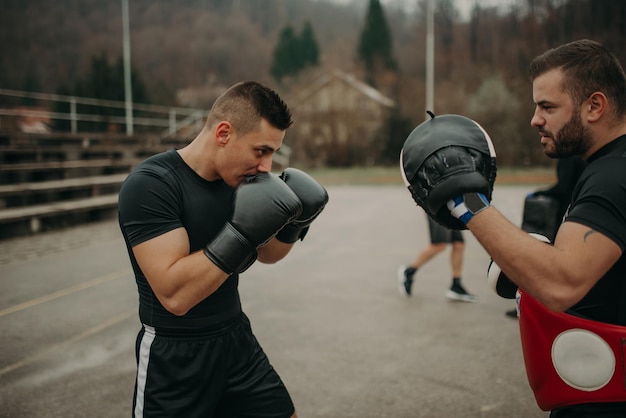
[536, 156, 587, 221]
[565, 135, 626, 325]
[118, 149, 242, 329]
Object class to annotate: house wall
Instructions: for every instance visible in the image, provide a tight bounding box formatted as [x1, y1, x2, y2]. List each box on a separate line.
[289, 77, 392, 167]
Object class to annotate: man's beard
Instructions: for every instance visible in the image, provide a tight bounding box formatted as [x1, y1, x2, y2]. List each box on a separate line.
[542, 112, 593, 158]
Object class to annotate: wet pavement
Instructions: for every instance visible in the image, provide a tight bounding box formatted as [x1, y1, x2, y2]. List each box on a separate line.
[0, 183, 548, 417]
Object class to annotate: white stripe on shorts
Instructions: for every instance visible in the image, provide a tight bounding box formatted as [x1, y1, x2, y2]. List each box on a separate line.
[134, 325, 156, 418]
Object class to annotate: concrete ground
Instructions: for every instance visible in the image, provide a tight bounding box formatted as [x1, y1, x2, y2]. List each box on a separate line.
[0, 183, 549, 418]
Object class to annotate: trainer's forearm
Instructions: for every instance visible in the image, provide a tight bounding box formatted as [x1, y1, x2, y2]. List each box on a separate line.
[466, 207, 572, 309]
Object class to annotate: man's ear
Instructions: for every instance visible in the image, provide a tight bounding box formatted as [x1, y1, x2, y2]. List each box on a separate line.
[585, 92, 608, 123]
[215, 121, 232, 146]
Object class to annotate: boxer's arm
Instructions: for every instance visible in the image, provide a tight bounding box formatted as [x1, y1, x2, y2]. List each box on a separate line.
[133, 235, 292, 315]
[468, 207, 621, 312]
[133, 173, 302, 315]
[133, 227, 229, 316]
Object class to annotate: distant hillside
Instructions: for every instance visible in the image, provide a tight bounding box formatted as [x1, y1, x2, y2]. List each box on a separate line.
[0, 0, 370, 98]
[4, 0, 626, 166]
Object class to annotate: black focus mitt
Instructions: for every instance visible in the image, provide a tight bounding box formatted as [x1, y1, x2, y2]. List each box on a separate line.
[400, 113, 497, 230]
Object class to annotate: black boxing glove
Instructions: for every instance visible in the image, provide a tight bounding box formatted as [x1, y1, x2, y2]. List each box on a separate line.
[276, 168, 329, 243]
[400, 113, 497, 230]
[204, 173, 302, 275]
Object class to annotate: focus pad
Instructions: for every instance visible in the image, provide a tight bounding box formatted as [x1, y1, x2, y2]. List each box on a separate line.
[400, 114, 497, 230]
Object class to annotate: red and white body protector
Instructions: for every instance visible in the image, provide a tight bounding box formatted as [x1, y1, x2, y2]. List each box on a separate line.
[518, 290, 626, 410]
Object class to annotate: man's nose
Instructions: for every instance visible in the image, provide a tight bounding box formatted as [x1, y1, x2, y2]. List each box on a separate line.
[257, 155, 273, 173]
[530, 109, 544, 127]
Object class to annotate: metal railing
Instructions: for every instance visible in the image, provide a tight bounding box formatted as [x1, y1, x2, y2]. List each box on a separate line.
[0, 88, 207, 137]
[0, 88, 291, 167]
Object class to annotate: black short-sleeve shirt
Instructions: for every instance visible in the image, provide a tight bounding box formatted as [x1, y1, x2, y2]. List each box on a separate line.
[118, 149, 241, 329]
[565, 135, 626, 325]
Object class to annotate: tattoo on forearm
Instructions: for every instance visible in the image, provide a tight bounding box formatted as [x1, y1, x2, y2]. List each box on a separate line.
[583, 229, 597, 242]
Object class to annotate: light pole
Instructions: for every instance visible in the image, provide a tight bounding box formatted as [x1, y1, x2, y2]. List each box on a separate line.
[122, 0, 134, 135]
[425, 0, 434, 120]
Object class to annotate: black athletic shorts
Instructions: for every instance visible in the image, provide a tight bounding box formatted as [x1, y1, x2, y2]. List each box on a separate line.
[133, 313, 294, 418]
[428, 216, 464, 244]
[550, 402, 626, 417]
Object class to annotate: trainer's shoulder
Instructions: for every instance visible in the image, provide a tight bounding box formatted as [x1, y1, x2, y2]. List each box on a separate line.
[585, 154, 626, 182]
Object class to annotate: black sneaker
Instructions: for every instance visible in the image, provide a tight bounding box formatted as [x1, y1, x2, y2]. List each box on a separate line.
[505, 308, 518, 319]
[445, 283, 477, 302]
[397, 266, 415, 297]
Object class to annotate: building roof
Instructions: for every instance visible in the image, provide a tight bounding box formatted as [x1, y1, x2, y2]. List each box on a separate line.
[296, 69, 395, 108]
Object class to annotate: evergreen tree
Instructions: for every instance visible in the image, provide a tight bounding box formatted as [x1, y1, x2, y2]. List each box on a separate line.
[59, 51, 149, 132]
[271, 22, 320, 82]
[114, 56, 149, 105]
[357, 0, 397, 77]
[271, 25, 301, 81]
[299, 21, 320, 68]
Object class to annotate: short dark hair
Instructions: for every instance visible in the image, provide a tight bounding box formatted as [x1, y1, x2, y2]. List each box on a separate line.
[207, 81, 293, 134]
[529, 39, 626, 118]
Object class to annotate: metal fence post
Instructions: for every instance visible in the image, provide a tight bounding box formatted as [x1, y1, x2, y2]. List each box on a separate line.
[169, 108, 176, 136]
[70, 97, 77, 133]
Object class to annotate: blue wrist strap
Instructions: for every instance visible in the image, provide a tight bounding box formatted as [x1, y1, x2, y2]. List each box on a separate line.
[448, 193, 489, 224]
